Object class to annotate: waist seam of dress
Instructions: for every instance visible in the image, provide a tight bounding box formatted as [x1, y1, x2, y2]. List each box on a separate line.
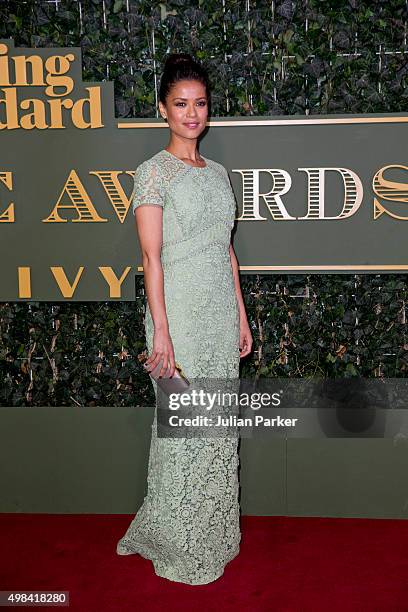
[161, 241, 231, 267]
[161, 222, 232, 266]
[161, 220, 232, 249]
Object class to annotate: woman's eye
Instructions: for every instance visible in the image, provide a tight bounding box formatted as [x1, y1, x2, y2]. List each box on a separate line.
[175, 102, 206, 107]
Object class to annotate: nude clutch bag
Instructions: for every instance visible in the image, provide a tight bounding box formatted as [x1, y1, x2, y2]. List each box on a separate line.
[139, 352, 190, 396]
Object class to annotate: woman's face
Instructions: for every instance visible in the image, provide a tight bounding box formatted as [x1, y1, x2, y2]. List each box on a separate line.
[159, 79, 208, 140]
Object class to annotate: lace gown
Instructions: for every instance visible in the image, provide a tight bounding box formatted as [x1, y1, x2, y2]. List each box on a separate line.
[116, 148, 241, 585]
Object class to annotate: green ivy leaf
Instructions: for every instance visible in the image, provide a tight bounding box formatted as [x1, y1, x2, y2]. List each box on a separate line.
[113, 0, 123, 13]
[283, 30, 294, 44]
[9, 14, 22, 29]
[159, 3, 178, 20]
[346, 363, 358, 376]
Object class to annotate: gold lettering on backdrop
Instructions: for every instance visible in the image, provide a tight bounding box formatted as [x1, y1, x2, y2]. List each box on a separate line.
[44, 54, 75, 96]
[0, 172, 14, 222]
[16, 267, 133, 298]
[20, 97, 48, 129]
[70, 87, 102, 129]
[99, 267, 132, 297]
[50, 267, 84, 297]
[43, 170, 108, 222]
[0, 88, 18, 128]
[298, 168, 363, 219]
[2, 51, 45, 87]
[90, 171, 134, 223]
[372, 165, 408, 220]
[234, 169, 294, 220]
[0, 43, 103, 129]
[18, 267, 31, 298]
[0, 44, 11, 85]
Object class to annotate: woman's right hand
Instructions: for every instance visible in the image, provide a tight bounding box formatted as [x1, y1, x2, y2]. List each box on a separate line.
[144, 328, 176, 378]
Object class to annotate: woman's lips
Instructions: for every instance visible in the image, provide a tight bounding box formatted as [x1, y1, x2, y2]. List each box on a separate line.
[184, 122, 199, 128]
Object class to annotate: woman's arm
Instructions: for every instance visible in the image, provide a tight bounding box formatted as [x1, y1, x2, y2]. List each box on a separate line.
[135, 206, 175, 377]
[229, 243, 253, 358]
[229, 243, 247, 320]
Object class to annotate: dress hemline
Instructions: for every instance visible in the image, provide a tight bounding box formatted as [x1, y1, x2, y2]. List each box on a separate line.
[116, 541, 240, 586]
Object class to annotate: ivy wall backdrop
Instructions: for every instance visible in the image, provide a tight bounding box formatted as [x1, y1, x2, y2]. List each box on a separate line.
[0, 0, 407, 406]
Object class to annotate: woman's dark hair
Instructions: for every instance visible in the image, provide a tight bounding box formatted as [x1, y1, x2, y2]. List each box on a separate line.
[159, 53, 211, 106]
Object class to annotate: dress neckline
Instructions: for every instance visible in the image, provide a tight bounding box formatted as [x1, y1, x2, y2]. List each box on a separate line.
[161, 148, 209, 169]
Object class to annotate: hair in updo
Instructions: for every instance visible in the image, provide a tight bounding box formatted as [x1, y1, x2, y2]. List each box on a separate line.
[159, 53, 210, 106]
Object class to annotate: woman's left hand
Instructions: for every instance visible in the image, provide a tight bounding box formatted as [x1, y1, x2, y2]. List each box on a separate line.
[239, 318, 253, 358]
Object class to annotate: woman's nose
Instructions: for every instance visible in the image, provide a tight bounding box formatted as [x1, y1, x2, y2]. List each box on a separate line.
[186, 106, 197, 118]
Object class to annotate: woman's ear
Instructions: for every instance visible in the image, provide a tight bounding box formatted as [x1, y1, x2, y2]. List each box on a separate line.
[158, 102, 167, 121]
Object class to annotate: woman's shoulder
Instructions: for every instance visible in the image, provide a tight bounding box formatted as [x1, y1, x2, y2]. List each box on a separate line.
[136, 150, 163, 171]
[136, 149, 181, 177]
[205, 157, 230, 181]
[133, 151, 168, 186]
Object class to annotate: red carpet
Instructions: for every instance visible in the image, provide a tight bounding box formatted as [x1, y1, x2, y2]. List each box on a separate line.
[1, 514, 408, 611]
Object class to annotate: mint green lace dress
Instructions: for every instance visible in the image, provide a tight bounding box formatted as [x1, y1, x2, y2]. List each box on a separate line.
[116, 148, 241, 585]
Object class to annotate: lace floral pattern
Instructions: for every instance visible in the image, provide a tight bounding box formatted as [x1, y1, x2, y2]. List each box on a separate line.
[117, 149, 241, 585]
[132, 159, 166, 210]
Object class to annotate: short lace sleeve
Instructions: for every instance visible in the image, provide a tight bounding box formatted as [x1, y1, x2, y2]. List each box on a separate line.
[132, 159, 165, 214]
[220, 164, 231, 185]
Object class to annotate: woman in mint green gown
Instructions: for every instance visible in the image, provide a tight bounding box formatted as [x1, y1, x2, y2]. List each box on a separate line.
[116, 53, 252, 585]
